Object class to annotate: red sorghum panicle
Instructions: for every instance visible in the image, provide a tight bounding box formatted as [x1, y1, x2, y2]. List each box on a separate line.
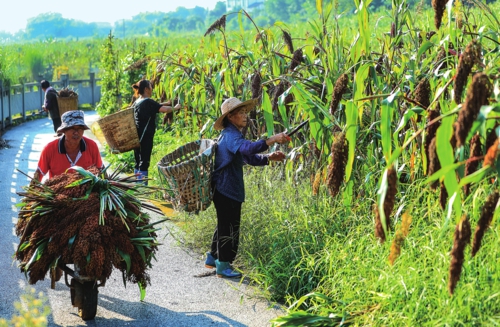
[432, 0, 450, 29]
[374, 166, 397, 243]
[485, 123, 500, 153]
[453, 40, 482, 104]
[327, 132, 348, 197]
[312, 169, 324, 196]
[471, 191, 500, 257]
[455, 73, 492, 147]
[384, 166, 398, 228]
[425, 107, 441, 178]
[388, 212, 412, 265]
[251, 72, 262, 100]
[484, 139, 499, 168]
[290, 49, 303, 71]
[414, 78, 431, 109]
[272, 80, 286, 112]
[449, 215, 471, 295]
[330, 74, 349, 116]
[374, 204, 386, 243]
[464, 134, 482, 196]
[204, 15, 226, 36]
[439, 181, 448, 210]
[282, 30, 293, 53]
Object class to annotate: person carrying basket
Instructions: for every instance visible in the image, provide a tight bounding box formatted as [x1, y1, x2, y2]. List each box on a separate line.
[132, 79, 181, 184]
[205, 97, 291, 278]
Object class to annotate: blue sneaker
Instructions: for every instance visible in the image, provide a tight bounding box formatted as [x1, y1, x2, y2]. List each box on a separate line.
[215, 259, 242, 278]
[205, 252, 216, 269]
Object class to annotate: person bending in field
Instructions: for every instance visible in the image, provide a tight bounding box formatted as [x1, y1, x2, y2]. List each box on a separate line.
[204, 97, 291, 278]
[131, 79, 181, 185]
[33, 110, 103, 182]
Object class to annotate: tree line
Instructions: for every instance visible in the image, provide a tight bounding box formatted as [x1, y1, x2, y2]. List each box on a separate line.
[0, 0, 442, 43]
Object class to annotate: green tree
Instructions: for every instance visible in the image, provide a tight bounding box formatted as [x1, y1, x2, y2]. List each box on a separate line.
[96, 32, 122, 116]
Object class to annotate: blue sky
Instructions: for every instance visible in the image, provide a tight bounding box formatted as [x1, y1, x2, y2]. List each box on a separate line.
[2, 0, 220, 34]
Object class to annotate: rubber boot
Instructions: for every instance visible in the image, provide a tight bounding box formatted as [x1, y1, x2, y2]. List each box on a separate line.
[136, 170, 149, 186]
[215, 259, 242, 278]
[205, 252, 216, 269]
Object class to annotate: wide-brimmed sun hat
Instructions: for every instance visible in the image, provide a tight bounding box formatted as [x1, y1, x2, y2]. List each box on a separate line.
[214, 97, 257, 130]
[56, 110, 90, 134]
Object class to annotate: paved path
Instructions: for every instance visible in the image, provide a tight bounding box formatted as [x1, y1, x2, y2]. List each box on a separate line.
[0, 112, 283, 326]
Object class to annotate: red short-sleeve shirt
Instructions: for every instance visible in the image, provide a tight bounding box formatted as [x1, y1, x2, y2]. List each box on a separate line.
[37, 135, 103, 179]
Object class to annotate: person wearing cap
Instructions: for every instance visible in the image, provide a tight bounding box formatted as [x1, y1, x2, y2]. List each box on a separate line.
[132, 79, 181, 185]
[33, 110, 103, 181]
[40, 80, 61, 134]
[205, 97, 291, 278]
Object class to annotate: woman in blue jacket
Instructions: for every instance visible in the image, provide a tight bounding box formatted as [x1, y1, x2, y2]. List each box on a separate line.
[205, 97, 291, 278]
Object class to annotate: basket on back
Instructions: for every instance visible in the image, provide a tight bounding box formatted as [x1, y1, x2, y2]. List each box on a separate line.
[157, 139, 216, 213]
[97, 108, 140, 154]
[57, 96, 78, 116]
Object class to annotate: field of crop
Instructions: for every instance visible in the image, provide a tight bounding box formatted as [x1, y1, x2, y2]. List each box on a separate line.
[2, 0, 500, 325]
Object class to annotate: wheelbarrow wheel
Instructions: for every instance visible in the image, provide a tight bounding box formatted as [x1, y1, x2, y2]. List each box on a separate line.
[71, 279, 98, 320]
[79, 281, 98, 320]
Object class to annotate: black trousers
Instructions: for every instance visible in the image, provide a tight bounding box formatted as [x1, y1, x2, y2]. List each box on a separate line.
[133, 135, 154, 171]
[52, 117, 62, 133]
[210, 188, 242, 263]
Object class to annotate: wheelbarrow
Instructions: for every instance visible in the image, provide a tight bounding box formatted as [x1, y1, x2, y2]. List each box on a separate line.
[50, 263, 105, 321]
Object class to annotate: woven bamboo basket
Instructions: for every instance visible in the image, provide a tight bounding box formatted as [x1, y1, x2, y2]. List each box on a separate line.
[97, 108, 140, 154]
[157, 139, 217, 213]
[57, 96, 78, 116]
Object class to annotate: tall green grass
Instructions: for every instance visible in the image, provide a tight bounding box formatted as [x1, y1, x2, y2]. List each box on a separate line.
[174, 165, 500, 325]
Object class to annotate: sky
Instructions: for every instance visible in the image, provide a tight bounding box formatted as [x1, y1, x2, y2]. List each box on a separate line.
[1, 0, 220, 34]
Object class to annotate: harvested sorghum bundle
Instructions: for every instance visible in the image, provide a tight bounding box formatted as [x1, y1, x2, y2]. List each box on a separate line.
[15, 166, 161, 294]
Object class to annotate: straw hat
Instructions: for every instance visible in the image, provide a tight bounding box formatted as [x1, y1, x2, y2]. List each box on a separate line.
[214, 97, 257, 130]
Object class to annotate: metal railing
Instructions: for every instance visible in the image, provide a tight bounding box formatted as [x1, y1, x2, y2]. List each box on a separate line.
[0, 73, 101, 131]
